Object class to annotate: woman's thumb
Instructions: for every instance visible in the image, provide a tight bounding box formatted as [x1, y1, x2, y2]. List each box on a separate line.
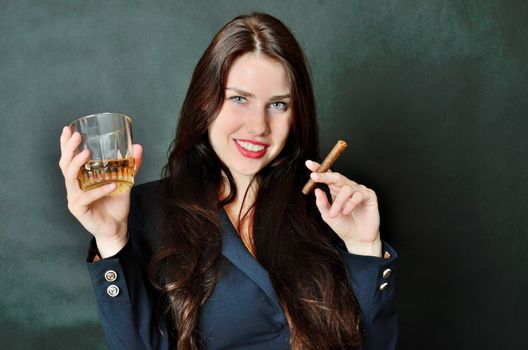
[132, 144, 143, 176]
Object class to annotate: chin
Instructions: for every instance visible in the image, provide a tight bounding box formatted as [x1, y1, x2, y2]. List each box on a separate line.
[234, 167, 263, 177]
[232, 161, 268, 178]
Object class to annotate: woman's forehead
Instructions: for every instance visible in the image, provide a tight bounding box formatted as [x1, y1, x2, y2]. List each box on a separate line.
[225, 53, 291, 96]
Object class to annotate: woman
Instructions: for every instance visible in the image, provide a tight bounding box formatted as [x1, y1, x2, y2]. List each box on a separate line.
[59, 13, 397, 350]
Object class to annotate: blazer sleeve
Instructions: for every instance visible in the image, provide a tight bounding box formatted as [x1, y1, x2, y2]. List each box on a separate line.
[338, 241, 398, 350]
[85, 187, 168, 350]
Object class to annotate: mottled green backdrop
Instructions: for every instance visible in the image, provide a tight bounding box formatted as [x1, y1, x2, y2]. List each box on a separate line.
[1, 0, 527, 349]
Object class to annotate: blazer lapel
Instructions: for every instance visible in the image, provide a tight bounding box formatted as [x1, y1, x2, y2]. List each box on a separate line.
[219, 209, 281, 309]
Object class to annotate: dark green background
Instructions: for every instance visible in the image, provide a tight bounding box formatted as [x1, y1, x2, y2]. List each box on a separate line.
[1, 0, 526, 349]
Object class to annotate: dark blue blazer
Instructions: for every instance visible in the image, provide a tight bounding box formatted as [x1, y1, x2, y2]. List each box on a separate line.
[86, 180, 398, 349]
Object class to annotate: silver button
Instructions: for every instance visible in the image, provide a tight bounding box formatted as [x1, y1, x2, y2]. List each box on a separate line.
[382, 268, 392, 279]
[104, 270, 117, 282]
[106, 284, 120, 297]
[379, 282, 389, 291]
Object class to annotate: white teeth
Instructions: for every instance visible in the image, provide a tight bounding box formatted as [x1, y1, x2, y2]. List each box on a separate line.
[236, 140, 265, 152]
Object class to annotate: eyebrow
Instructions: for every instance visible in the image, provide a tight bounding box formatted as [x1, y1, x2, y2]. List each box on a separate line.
[225, 87, 291, 101]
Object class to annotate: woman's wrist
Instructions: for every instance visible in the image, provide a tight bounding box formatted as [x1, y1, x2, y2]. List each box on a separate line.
[344, 237, 382, 258]
[95, 230, 128, 259]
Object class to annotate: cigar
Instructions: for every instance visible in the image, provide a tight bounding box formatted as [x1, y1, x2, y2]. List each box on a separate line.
[302, 140, 347, 195]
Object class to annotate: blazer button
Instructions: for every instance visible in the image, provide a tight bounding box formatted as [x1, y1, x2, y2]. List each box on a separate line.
[379, 282, 389, 291]
[104, 270, 117, 282]
[382, 268, 392, 279]
[107, 284, 120, 297]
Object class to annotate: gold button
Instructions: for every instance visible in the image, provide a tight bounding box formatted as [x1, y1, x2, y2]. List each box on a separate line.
[104, 270, 117, 282]
[382, 268, 392, 279]
[379, 282, 389, 291]
[106, 285, 120, 297]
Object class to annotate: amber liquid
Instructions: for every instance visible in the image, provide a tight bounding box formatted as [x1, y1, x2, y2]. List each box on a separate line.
[78, 158, 135, 195]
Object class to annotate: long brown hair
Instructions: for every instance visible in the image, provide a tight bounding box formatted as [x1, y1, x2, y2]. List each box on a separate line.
[149, 13, 364, 349]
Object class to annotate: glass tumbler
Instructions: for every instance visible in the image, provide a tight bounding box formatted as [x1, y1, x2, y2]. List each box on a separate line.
[69, 113, 135, 195]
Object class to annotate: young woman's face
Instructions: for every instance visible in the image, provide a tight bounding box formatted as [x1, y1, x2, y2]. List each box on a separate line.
[208, 52, 293, 183]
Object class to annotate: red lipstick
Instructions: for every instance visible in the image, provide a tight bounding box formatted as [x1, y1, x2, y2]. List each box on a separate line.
[234, 139, 268, 159]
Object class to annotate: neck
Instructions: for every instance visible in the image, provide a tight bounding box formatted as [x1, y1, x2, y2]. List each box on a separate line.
[231, 171, 254, 196]
[221, 172, 258, 255]
[221, 172, 258, 218]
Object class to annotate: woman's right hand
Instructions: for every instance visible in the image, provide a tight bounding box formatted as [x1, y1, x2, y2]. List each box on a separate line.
[59, 126, 143, 258]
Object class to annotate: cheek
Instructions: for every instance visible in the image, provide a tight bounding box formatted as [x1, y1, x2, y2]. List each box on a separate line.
[207, 119, 228, 150]
[272, 117, 293, 144]
[209, 117, 231, 140]
[216, 105, 245, 132]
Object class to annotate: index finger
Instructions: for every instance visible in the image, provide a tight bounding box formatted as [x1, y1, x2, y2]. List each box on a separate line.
[60, 126, 73, 154]
[309, 171, 348, 187]
[305, 160, 333, 173]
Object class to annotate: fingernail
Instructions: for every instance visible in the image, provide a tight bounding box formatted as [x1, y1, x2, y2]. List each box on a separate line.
[310, 173, 318, 180]
[106, 183, 116, 190]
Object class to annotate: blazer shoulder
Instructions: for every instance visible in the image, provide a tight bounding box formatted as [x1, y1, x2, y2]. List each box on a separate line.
[132, 179, 165, 201]
[129, 179, 167, 250]
[131, 179, 166, 216]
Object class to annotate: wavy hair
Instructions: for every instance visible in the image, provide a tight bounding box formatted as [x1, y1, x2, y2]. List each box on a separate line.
[149, 13, 364, 349]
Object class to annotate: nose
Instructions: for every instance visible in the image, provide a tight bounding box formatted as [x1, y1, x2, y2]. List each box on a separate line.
[245, 107, 270, 136]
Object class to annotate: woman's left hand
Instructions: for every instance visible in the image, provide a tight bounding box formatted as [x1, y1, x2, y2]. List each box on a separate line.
[306, 160, 382, 256]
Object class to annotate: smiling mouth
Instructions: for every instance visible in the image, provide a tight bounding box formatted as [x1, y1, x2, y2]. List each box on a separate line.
[236, 140, 266, 152]
[234, 139, 268, 159]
